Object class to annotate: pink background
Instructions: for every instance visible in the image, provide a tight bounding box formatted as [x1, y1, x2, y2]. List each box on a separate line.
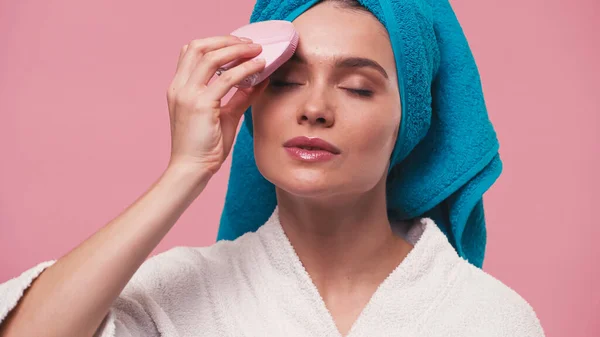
[1, 0, 598, 335]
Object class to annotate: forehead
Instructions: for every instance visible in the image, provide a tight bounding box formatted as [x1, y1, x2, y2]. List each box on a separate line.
[291, 2, 396, 76]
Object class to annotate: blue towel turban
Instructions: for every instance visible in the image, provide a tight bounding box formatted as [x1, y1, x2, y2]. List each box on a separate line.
[216, 0, 502, 268]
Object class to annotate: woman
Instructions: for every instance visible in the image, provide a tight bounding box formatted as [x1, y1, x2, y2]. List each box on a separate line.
[0, 0, 544, 336]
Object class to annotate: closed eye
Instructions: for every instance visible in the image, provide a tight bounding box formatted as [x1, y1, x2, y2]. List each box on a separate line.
[343, 88, 373, 98]
[270, 80, 300, 88]
[269, 81, 373, 98]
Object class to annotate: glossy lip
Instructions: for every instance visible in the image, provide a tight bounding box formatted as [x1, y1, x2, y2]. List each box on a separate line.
[283, 136, 341, 154]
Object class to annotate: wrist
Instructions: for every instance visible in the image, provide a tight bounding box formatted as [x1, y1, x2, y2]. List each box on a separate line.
[163, 162, 213, 189]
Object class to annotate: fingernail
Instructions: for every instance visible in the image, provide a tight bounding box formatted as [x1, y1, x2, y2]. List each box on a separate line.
[239, 37, 253, 43]
[253, 57, 266, 63]
[248, 43, 261, 49]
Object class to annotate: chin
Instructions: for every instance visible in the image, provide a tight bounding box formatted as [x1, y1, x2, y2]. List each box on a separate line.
[270, 166, 341, 198]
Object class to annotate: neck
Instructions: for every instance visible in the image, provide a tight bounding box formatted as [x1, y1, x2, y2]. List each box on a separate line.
[276, 176, 413, 292]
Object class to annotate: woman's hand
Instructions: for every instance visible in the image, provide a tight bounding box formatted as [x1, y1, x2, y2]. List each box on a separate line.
[166, 35, 267, 175]
[0, 35, 270, 337]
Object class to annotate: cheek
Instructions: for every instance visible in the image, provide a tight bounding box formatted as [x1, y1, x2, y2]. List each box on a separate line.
[252, 105, 279, 146]
[343, 106, 400, 166]
[251, 94, 291, 136]
[251, 108, 269, 164]
[250, 100, 287, 174]
[352, 125, 396, 168]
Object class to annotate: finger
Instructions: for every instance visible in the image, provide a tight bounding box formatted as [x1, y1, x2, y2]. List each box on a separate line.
[222, 78, 269, 121]
[168, 44, 190, 113]
[203, 58, 267, 101]
[176, 44, 189, 71]
[219, 79, 269, 158]
[185, 42, 262, 88]
[172, 36, 250, 89]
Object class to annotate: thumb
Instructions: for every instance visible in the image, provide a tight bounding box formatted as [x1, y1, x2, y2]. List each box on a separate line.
[220, 79, 269, 158]
[222, 78, 269, 121]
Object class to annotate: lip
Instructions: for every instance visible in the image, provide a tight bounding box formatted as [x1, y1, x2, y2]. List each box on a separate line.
[283, 136, 341, 162]
[283, 136, 341, 154]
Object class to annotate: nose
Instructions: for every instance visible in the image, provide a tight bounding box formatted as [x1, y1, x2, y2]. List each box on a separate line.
[297, 87, 335, 128]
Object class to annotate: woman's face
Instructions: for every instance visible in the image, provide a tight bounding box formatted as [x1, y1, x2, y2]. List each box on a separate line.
[252, 1, 400, 199]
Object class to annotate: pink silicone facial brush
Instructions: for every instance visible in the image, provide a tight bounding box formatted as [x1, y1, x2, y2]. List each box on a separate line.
[216, 20, 299, 88]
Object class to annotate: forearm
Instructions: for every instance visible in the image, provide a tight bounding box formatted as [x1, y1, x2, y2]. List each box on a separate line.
[0, 164, 211, 337]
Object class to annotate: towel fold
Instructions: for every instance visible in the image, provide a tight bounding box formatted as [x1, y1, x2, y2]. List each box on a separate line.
[218, 0, 502, 268]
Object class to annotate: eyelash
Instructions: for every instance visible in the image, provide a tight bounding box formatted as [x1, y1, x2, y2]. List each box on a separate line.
[269, 81, 373, 98]
[347, 88, 373, 98]
[270, 81, 299, 88]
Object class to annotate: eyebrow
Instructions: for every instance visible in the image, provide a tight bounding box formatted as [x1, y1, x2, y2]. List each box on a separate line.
[289, 53, 389, 79]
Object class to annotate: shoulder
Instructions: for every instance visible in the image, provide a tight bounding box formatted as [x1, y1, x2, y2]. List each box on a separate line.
[90, 232, 265, 334]
[124, 230, 261, 302]
[421, 259, 545, 337]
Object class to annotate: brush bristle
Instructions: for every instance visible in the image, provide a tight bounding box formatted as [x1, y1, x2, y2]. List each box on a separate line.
[289, 31, 299, 52]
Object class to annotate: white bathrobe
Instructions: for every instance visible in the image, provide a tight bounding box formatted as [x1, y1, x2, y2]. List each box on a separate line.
[0, 208, 545, 336]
